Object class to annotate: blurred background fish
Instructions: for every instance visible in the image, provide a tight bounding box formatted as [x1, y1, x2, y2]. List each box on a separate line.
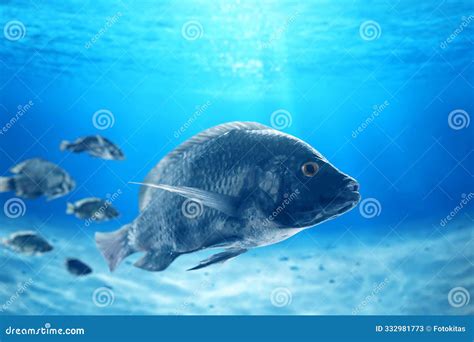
[0, 0, 472, 315]
[60, 135, 125, 160]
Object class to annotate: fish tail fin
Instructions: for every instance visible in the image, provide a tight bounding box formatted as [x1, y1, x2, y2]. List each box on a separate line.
[0, 177, 14, 192]
[66, 202, 75, 215]
[95, 224, 135, 272]
[134, 250, 179, 272]
[60, 140, 71, 151]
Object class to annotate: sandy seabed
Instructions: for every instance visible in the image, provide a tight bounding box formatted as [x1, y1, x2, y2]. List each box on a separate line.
[0, 218, 472, 315]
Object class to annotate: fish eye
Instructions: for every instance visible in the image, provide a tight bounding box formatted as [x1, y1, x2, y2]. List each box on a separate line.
[301, 161, 319, 177]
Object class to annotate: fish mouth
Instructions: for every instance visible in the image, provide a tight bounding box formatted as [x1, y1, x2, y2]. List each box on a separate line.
[334, 189, 360, 214]
[335, 197, 359, 214]
[292, 190, 360, 228]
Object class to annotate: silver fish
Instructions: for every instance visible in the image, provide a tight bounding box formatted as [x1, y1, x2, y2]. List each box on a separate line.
[65, 258, 93, 276]
[2, 231, 53, 255]
[60, 135, 125, 160]
[0, 158, 75, 200]
[66, 198, 119, 221]
[96, 122, 360, 272]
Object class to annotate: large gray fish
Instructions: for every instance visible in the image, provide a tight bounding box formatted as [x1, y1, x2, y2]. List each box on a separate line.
[60, 135, 125, 160]
[96, 122, 360, 272]
[66, 197, 119, 221]
[0, 158, 75, 200]
[2, 231, 53, 255]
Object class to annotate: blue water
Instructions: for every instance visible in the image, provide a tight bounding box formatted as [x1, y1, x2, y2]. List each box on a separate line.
[0, 0, 472, 315]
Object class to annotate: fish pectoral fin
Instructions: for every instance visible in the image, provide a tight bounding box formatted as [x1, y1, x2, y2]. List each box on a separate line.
[134, 250, 179, 272]
[187, 248, 247, 271]
[129, 182, 239, 217]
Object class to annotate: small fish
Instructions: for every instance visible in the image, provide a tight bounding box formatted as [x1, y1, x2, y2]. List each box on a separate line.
[0, 158, 75, 200]
[66, 198, 119, 221]
[65, 258, 92, 276]
[2, 231, 53, 255]
[60, 135, 125, 160]
[95, 122, 360, 272]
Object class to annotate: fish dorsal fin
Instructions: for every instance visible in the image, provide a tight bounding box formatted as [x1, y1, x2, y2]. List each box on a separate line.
[131, 182, 239, 217]
[9, 158, 44, 174]
[75, 197, 102, 206]
[168, 121, 269, 160]
[138, 122, 270, 211]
